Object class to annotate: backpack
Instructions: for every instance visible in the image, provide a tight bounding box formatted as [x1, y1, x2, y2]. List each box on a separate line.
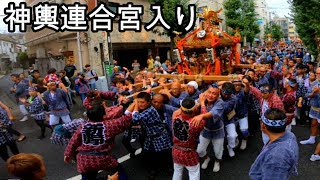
[91, 70, 98, 81]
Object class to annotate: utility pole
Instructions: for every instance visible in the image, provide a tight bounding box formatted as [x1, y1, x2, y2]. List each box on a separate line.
[77, 0, 83, 72]
[76, 32, 83, 72]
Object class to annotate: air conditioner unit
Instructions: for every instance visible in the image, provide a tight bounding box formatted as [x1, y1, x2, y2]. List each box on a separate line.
[206, 48, 215, 63]
[172, 49, 182, 63]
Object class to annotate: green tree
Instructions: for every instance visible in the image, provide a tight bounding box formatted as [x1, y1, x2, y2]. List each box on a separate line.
[18, 52, 29, 69]
[224, 0, 260, 46]
[264, 23, 284, 41]
[270, 24, 284, 41]
[289, 0, 320, 59]
[149, 0, 193, 59]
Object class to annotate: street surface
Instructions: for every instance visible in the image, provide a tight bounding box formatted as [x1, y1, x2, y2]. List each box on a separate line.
[0, 71, 319, 180]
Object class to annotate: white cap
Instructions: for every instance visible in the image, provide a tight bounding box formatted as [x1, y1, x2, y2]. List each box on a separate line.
[187, 81, 198, 90]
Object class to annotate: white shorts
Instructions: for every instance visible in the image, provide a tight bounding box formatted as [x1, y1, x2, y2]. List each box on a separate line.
[49, 114, 71, 126]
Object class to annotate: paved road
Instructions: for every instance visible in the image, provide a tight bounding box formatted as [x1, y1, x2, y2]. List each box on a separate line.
[0, 72, 320, 179]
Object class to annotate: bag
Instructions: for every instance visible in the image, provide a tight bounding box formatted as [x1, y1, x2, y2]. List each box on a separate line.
[91, 70, 98, 81]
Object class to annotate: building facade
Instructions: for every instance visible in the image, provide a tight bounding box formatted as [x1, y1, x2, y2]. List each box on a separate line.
[255, 0, 269, 41]
[25, 0, 91, 76]
[288, 23, 298, 42]
[103, 0, 171, 69]
[25, 0, 171, 75]
[0, 34, 27, 72]
[273, 17, 289, 41]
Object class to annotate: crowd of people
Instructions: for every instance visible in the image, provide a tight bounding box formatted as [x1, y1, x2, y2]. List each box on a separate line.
[0, 43, 319, 180]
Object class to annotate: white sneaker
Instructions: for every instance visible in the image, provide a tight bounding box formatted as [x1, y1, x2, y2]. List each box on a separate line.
[291, 118, 296, 126]
[240, 140, 247, 150]
[201, 157, 211, 169]
[300, 139, 315, 145]
[213, 161, 220, 172]
[310, 154, 320, 161]
[130, 138, 136, 143]
[227, 145, 235, 157]
[19, 116, 28, 122]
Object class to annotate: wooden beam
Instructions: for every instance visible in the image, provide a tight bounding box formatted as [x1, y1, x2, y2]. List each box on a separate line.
[127, 80, 184, 99]
[233, 64, 271, 70]
[155, 74, 241, 82]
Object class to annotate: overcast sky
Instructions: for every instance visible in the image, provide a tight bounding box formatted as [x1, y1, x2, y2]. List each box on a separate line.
[266, 0, 291, 18]
[0, 0, 292, 33]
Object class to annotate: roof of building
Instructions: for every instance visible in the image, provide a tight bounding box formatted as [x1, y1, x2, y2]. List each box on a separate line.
[0, 33, 20, 43]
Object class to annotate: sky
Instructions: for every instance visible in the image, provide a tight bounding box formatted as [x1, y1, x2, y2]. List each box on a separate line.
[266, 0, 291, 18]
[0, 0, 292, 33]
[0, 0, 24, 33]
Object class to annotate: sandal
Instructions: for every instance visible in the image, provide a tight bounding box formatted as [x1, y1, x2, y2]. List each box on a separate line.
[18, 135, 26, 142]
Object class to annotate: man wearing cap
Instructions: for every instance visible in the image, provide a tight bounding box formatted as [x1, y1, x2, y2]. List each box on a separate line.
[160, 81, 200, 108]
[172, 98, 205, 180]
[249, 108, 299, 179]
[185, 81, 201, 100]
[300, 67, 320, 145]
[191, 84, 225, 173]
[233, 80, 250, 150]
[243, 79, 284, 144]
[43, 81, 72, 127]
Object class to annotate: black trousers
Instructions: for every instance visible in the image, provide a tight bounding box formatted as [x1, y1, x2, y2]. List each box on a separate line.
[35, 120, 52, 137]
[0, 141, 19, 161]
[142, 148, 173, 178]
[121, 128, 144, 154]
[6, 125, 21, 137]
[81, 164, 128, 180]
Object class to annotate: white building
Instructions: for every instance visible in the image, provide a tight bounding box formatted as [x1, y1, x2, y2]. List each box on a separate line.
[255, 0, 270, 41]
[0, 34, 27, 71]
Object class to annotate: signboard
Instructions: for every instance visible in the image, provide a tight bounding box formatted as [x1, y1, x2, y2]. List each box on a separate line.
[104, 62, 114, 77]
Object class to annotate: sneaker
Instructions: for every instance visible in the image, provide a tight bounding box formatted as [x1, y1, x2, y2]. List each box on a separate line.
[130, 138, 137, 143]
[300, 139, 315, 145]
[310, 154, 320, 161]
[37, 135, 45, 140]
[19, 116, 28, 122]
[240, 140, 247, 150]
[213, 161, 220, 172]
[227, 145, 235, 157]
[201, 157, 211, 169]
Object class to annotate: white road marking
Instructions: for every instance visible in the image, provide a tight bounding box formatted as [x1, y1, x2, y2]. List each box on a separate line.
[66, 148, 142, 180]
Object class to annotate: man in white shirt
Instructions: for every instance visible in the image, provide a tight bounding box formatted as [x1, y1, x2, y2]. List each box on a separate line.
[85, 64, 98, 90]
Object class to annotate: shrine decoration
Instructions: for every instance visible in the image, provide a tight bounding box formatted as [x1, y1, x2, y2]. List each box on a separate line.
[173, 8, 242, 75]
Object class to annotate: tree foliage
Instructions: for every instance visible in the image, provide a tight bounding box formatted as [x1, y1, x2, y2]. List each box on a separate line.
[224, 0, 260, 43]
[289, 0, 320, 57]
[264, 23, 284, 41]
[149, 0, 193, 57]
[18, 52, 29, 69]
